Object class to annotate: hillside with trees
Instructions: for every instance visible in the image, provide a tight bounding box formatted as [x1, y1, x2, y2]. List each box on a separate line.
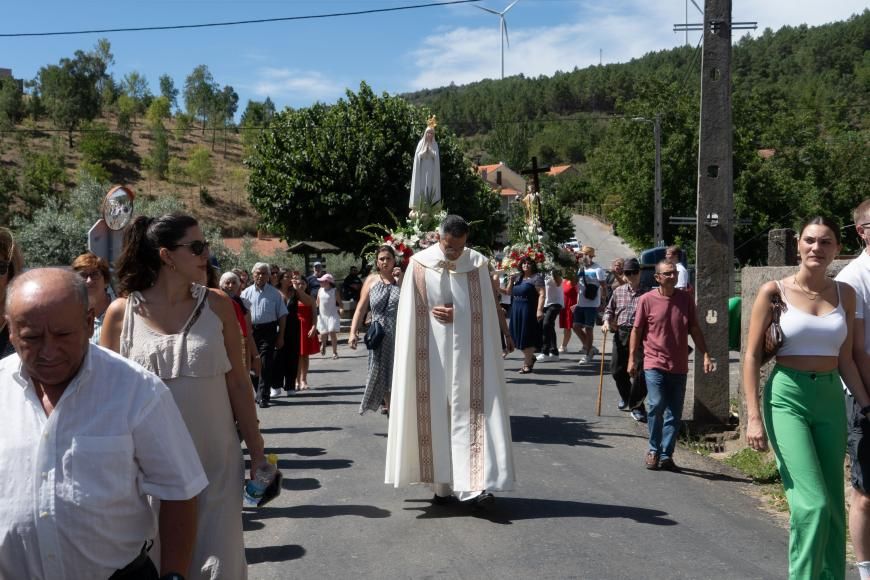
[0, 11, 867, 265]
[0, 39, 271, 236]
[404, 10, 869, 262]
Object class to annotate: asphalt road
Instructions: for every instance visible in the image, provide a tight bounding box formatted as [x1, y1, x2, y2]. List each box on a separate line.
[571, 215, 636, 267]
[242, 343, 788, 579]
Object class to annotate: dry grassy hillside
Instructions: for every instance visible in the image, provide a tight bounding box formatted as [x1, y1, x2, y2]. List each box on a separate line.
[0, 112, 260, 236]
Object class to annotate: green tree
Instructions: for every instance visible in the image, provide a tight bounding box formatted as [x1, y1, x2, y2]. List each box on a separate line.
[78, 122, 131, 168]
[246, 82, 503, 252]
[0, 77, 23, 130]
[240, 98, 275, 153]
[183, 65, 217, 133]
[38, 50, 104, 146]
[21, 148, 66, 208]
[186, 145, 214, 187]
[158, 74, 179, 109]
[122, 71, 151, 113]
[91, 38, 114, 106]
[145, 96, 171, 128]
[0, 166, 18, 225]
[116, 94, 136, 136]
[174, 112, 193, 140]
[147, 121, 170, 180]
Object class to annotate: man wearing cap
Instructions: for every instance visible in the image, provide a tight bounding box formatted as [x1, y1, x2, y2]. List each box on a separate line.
[573, 246, 607, 364]
[241, 262, 288, 408]
[307, 262, 325, 298]
[603, 258, 649, 422]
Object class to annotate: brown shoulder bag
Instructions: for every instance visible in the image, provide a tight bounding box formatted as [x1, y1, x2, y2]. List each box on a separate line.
[761, 290, 786, 364]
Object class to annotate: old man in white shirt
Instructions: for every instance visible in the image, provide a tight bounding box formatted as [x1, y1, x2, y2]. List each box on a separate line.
[0, 268, 207, 580]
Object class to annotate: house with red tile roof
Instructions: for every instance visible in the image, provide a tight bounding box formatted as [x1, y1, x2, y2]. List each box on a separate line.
[547, 164, 579, 177]
[476, 162, 527, 216]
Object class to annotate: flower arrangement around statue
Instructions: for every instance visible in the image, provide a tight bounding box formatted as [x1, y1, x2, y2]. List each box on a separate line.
[500, 188, 557, 273]
[360, 206, 447, 269]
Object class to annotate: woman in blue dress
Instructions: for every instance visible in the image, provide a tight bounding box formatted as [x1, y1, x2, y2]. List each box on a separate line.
[508, 256, 545, 373]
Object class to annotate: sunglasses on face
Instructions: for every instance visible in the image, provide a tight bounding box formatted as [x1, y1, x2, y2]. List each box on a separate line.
[76, 270, 103, 280]
[174, 240, 210, 256]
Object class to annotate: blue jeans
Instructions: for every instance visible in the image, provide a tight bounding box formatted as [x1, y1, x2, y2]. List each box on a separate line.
[644, 369, 687, 459]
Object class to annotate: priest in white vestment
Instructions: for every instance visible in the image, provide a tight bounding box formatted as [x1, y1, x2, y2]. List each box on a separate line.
[385, 215, 516, 505]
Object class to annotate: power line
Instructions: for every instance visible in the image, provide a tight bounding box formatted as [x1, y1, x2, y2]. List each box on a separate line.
[0, 0, 481, 38]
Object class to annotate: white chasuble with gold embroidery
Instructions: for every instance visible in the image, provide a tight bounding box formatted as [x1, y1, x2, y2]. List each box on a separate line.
[385, 244, 515, 493]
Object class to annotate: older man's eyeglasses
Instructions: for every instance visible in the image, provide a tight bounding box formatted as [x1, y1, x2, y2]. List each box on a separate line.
[173, 240, 209, 256]
[656, 270, 677, 278]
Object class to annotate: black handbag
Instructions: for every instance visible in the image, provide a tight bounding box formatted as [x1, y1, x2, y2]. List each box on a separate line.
[582, 280, 599, 300]
[364, 289, 389, 350]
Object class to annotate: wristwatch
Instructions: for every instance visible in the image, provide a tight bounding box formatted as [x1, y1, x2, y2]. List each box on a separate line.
[160, 574, 185, 580]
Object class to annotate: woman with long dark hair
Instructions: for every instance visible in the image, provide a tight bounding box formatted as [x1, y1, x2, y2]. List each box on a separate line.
[292, 272, 319, 390]
[101, 213, 265, 579]
[507, 256, 545, 373]
[743, 216, 870, 579]
[0, 228, 24, 360]
[350, 246, 401, 415]
[277, 270, 301, 393]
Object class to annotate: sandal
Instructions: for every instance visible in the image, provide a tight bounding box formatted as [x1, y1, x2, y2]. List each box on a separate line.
[332, 354, 339, 360]
[519, 366, 533, 374]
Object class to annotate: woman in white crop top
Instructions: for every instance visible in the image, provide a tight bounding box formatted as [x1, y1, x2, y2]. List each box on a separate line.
[743, 217, 870, 580]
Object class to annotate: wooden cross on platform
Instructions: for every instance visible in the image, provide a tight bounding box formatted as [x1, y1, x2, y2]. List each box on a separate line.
[520, 156, 551, 194]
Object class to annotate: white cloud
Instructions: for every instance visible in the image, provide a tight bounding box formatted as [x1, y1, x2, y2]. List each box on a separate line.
[407, 0, 867, 90]
[409, 2, 678, 89]
[250, 67, 345, 103]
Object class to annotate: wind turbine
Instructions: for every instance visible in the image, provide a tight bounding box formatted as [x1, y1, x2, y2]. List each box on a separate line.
[477, 0, 520, 80]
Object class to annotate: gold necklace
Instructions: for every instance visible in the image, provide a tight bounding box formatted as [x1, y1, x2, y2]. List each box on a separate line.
[793, 275, 827, 301]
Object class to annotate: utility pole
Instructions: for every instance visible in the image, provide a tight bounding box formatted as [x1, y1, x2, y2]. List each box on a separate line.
[653, 114, 662, 246]
[672, 1, 754, 428]
[632, 115, 663, 246]
[693, 0, 733, 427]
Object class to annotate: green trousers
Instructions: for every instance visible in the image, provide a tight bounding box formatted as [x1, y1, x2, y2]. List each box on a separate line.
[764, 365, 846, 580]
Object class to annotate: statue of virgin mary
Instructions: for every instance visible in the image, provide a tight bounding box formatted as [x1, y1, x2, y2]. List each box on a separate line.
[408, 116, 441, 210]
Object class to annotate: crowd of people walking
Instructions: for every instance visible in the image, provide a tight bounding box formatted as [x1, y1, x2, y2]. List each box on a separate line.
[3, 202, 870, 579]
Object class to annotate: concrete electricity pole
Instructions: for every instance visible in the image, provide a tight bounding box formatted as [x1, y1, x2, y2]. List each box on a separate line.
[632, 115, 663, 246]
[691, 0, 734, 426]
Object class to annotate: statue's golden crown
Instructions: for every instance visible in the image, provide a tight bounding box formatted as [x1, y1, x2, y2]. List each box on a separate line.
[427, 115, 438, 129]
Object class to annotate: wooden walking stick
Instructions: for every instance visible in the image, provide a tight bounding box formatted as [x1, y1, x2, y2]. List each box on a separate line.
[595, 327, 608, 417]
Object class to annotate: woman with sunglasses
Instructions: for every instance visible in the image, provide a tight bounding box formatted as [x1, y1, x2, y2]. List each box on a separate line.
[101, 213, 265, 579]
[0, 228, 24, 360]
[71, 252, 115, 345]
[744, 216, 870, 579]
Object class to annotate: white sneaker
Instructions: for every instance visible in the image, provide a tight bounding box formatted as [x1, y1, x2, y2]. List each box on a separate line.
[535, 353, 547, 362]
[578, 355, 589, 365]
[270, 388, 282, 398]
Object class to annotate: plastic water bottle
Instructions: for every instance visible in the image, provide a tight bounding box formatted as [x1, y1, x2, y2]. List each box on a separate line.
[243, 453, 278, 507]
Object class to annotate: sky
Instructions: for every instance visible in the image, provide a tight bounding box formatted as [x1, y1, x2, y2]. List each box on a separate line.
[1, 0, 866, 115]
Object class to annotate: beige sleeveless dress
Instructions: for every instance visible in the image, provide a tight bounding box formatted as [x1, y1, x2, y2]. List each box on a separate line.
[121, 284, 246, 580]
